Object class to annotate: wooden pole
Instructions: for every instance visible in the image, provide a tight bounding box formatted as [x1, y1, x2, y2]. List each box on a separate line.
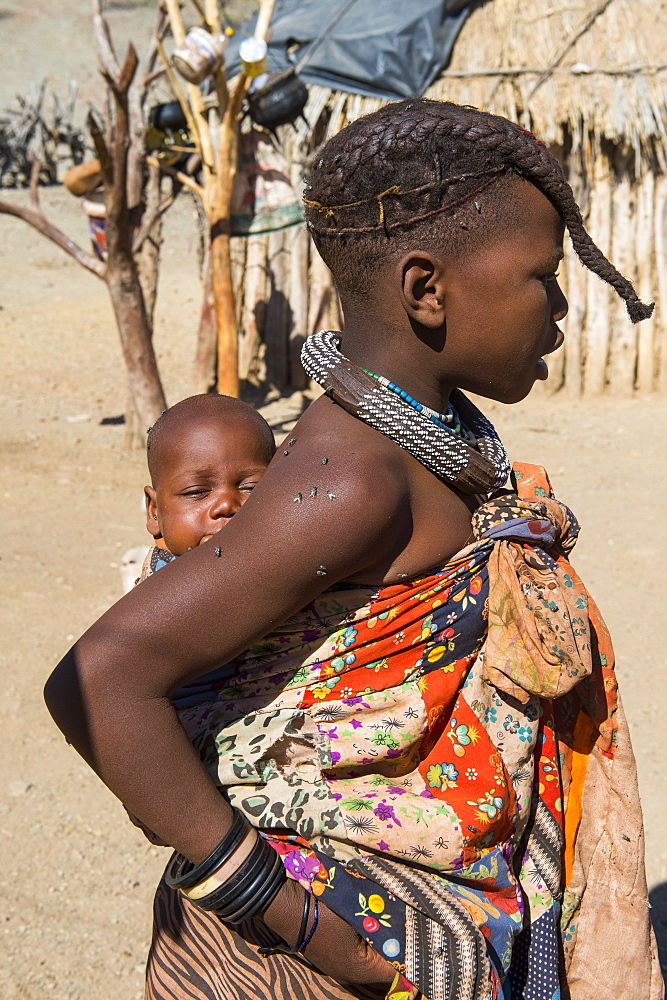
[655, 177, 667, 393]
[289, 225, 310, 389]
[211, 0, 276, 396]
[264, 229, 290, 389]
[239, 233, 269, 381]
[608, 150, 636, 396]
[635, 170, 656, 394]
[582, 153, 612, 394]
[563, 237, 586, 397]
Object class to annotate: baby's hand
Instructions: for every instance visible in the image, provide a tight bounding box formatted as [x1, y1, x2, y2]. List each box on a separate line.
[263, 878, 396, 996]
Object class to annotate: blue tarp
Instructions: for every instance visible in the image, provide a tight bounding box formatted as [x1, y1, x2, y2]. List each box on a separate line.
[225, 0, 475, 101]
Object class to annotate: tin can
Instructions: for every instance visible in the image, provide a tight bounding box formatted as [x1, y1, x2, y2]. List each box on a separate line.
[83, 192, 107, 261]
[172, 27, 227, 84]
[239, 37, 268, 78]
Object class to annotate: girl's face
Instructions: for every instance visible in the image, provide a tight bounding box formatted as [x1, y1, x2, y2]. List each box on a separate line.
[440, 180, 567, 404]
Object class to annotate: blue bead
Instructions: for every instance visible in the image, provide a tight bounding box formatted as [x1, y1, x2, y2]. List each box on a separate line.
[400, 390, 407, 398]
[388, 382, 395, 390]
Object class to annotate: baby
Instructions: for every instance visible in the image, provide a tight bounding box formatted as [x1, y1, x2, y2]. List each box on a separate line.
[142, 392, 276, 562]
[139, 392, 276, 708]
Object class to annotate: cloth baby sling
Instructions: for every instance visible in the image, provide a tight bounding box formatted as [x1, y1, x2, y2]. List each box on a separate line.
[143, 354, 660, 1000]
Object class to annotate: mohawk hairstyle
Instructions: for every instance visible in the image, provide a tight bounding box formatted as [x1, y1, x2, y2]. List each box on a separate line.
[304, 99, 652, 324]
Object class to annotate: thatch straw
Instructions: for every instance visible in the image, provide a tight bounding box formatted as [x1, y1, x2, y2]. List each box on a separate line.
[244, 0, 667, 395]
[295, 0, 667, 172]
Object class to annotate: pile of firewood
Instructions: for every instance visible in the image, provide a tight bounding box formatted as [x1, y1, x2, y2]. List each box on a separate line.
[0, 80, 85, 188]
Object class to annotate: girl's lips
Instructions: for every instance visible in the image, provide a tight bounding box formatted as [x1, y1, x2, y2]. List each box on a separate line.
[544, 324, 564, 356]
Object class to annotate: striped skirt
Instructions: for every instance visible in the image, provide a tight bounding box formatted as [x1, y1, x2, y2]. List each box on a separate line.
[145, 877, 386, 1000]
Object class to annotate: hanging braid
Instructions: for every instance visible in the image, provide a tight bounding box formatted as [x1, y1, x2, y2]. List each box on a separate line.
[305, 99, 652, 323]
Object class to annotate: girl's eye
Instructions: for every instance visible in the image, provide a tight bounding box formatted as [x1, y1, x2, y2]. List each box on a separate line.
[182, 488, 208, 498]
[540, 271, 560, 286]
[240, 483, 257, 494]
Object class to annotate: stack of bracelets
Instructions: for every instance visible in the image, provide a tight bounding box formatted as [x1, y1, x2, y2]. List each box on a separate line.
[165, 809, 319, 955]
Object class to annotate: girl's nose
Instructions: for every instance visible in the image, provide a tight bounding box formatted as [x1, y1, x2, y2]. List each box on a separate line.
[552, 279, 568, 323]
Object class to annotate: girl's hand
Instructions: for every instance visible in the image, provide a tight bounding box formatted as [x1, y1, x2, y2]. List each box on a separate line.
[263, 879, 396, 995]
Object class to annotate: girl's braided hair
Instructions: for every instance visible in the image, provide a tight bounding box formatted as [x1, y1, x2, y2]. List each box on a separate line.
[304, 99, 652, 323]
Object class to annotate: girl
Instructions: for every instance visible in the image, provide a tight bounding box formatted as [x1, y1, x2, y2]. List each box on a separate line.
[45, 100, 660, 1000]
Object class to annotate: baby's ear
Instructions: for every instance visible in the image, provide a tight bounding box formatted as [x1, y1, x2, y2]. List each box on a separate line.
[144, 486, 161, 540]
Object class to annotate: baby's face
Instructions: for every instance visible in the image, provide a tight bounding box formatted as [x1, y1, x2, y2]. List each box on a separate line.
[145, 418, 272, 556]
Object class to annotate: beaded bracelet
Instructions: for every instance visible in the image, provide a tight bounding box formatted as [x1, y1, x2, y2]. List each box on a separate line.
[299, 895, 319, 952]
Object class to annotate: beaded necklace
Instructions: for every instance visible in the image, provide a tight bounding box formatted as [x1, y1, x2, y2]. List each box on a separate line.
[301, 330, 510, 495]
[360, 368, 461, 434]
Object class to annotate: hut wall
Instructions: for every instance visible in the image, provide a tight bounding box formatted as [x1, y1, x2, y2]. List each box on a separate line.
[232, 98, 666, 396]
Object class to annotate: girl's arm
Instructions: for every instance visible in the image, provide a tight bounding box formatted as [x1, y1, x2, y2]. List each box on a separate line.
[44, 438, 406, 988]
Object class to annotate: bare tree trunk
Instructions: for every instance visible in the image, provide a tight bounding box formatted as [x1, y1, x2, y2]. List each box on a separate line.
[136, 160, 163, 330]
[98, 41, 167, 437]
[193, 251, 217, 393]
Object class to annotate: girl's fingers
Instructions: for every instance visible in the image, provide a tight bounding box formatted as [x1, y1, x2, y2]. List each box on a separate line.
[301, 891, 396, 989]
[262, 879, 396, 990]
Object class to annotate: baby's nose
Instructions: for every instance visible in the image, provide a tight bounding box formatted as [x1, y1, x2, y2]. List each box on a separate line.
[210, 490, 240, 518]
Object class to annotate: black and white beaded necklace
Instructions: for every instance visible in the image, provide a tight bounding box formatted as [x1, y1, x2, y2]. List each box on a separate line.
[301, 330, 510, 495]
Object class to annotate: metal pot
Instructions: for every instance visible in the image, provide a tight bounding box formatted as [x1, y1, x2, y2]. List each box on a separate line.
[247, 68, 308, 130]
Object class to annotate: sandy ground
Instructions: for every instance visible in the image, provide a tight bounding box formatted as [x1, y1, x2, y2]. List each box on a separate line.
[1, 3, 666, 997]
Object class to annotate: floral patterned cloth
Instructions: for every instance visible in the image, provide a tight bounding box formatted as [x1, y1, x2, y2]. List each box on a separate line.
[141, 464, 657, 1000]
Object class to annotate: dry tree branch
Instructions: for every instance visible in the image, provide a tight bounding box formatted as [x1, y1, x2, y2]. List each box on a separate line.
[527, 0, 616, 98]
[163, 0, 215, 173]
[204, 0, 229, 117]
[87, 110, 113, 187]
[132, 192, 176, 254]
[138, 2, 169, 101]
[92, 6, 122, 82]
[0, 197, 106, 277]
[29, 155, 40, 211]
[154, 35, 203, 152]
[146, 154, 204, 197]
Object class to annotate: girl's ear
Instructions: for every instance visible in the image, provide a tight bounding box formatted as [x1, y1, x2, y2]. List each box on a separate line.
[144, 486, 162, 539]
[398, 252, 447, 329]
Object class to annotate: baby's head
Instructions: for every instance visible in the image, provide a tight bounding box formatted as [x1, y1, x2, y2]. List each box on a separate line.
[144, 394, 276, 556]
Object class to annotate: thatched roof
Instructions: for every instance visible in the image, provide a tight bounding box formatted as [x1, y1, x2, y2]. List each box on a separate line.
[296, 0, 667, 171]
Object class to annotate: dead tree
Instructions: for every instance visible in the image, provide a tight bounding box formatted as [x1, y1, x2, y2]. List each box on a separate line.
[0, 3, 176, 444]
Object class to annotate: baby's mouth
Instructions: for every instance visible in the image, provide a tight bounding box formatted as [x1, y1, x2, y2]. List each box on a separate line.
[198, 521, 233, 544]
